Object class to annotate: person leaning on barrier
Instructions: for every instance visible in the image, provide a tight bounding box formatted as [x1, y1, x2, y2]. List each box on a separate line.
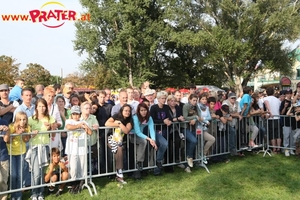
[105, 104, 133, 184]
[263, 87, 282, 154]
[6, 111, 30, 200]
[0, 119, 9, 200]
[197, 93, 216, 163]
[149, 91, 171, 176]
[182, 94, 203, 169]
[222, 92, 243, 157]
[26, 98, 56, 200]
[279, 89, 295, 156]
[130, 103, 157, 179]
[287, 103, 300, 150]
[65, 105, 92, 194]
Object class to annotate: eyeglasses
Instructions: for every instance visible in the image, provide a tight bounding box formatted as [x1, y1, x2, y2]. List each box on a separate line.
[0, 90, 8, 92]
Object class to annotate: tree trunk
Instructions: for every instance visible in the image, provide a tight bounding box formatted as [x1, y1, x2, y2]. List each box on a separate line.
[234, 76, 243, 98]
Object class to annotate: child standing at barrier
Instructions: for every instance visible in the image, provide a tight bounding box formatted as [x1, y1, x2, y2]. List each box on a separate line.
[197, 93, 216, 164]
[105, 104, 133, 184]
[0, 119, 9, 200]
[44, 147, 68, 196]
[6, 111, 31, 200]
[65, 105, 92, 193]
[27, 98, 56, 200]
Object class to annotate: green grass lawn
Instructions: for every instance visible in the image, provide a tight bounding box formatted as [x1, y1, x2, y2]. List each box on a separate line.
[23, 152, 300, 200]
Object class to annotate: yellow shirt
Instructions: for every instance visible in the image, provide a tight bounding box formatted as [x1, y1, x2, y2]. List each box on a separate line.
[6, 124, 30, 155]
[28, 116, 55, 146]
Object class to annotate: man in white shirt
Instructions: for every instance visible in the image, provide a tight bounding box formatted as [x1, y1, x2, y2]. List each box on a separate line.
[263, 87, 281, 154]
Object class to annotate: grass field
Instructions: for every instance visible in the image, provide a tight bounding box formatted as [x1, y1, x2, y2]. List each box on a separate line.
[22, 151, 300, 200]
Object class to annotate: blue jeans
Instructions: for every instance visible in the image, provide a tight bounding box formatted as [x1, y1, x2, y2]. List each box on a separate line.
[185, 129, 197, 158]
[155, 132, 168, 162]
[228, 126, 237, 152]
[31, 146, 49, 198]
[11, 154, 25, 200]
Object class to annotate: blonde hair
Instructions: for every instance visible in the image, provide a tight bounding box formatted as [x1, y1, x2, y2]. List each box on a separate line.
[166, 95, 176, 102]
[13, 111, 29, 130]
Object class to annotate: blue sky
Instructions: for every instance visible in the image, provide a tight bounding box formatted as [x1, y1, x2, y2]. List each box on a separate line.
[0, 0, 87, 77]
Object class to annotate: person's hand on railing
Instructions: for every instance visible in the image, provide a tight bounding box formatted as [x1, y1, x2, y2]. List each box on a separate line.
[149, 139, 158, 150]
[177, 116, 184, 122]
[31, 130, 38, 138]
[92, 124, 99, 130]
[163, 118, 172, 126]
[190, 120, 196, 126]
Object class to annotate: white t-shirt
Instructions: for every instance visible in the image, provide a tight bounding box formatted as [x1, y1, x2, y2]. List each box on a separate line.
[65, 119, 89, 155]
[263, 96, 281, 119]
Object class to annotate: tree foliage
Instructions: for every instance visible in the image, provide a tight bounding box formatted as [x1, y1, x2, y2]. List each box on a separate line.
[0, 55, 20, 86]
[20, 63, 52, 87]
[74, 0, 300, 93]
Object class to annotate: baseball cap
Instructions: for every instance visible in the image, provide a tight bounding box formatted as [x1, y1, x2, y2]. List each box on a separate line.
[144, 88, 155, 96]
[70, 105, 81, 114]
[285, 89, 293, 94]
[228, 92, 237, 99]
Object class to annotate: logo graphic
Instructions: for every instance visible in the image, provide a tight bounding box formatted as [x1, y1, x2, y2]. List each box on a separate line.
[1, 1, 90, 28]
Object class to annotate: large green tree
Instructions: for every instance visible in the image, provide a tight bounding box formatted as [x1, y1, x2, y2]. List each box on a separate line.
[74, 0, 300, 92]
[0, 55, 20, 86]
[20, 63, 51, 87]
[166, 0, 300, 94]
[74, 0, 168, 88]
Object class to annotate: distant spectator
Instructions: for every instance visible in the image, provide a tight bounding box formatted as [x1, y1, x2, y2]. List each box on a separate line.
[9, 77, 24, 103]
[53, 84, 62, 96]
[104, 88, 115, 106]
[62, 82, 74, 109]
[0, 84, 18, 124]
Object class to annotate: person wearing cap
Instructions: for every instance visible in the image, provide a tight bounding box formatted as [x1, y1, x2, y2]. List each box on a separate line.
[65, 105, 92, 193]
[280, 89, 294, 156]
[9, 77, 24, 103]
[222, 91, 243, 156]
[263, 87, 281, 154]
[0, 84, 18, 124]
[144, 88, 156, 109]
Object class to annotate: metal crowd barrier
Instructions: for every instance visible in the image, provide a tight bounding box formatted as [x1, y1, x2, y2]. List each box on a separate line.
[0, 115, 298, 197]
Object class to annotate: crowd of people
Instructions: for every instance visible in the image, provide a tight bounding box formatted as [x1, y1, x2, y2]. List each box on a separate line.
[1, 79, 300, 200]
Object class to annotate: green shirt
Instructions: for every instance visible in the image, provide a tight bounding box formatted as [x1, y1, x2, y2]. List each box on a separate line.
[28, 116, 55, 145]
[80, 114, 99, 146]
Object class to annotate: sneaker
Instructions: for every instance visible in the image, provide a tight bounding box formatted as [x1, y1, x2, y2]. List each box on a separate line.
[116, 169, 124, 178]
[116, 176, 127, 184]
[285, 150, 290, 157]
[156, 161, 163, 169]
[185, 166, 191, 173]
[187, 157, 193, 168]
[202, 157, 208, 164]
[177, 164, 185, 169]
[290, 150, 295, 155]
[32, 197, 38, 200]
[38, 197, 44, 200]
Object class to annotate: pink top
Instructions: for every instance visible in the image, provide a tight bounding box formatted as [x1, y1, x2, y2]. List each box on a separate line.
[214, 101, 222, 111]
